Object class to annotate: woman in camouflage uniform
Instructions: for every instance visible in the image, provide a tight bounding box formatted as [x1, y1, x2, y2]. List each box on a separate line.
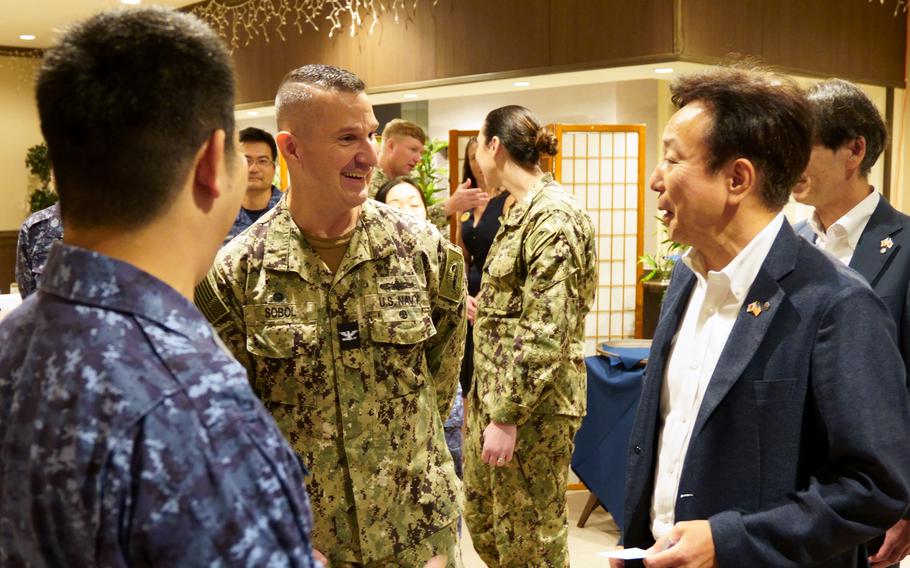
[463, 105, 597, 567]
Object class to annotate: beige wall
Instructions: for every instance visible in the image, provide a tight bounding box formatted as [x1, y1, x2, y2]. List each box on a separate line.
[0, 55, 42, 232]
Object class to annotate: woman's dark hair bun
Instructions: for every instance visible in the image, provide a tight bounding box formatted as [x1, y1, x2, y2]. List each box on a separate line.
[483, 105, 556, 167]
[535, 128, 559, 156]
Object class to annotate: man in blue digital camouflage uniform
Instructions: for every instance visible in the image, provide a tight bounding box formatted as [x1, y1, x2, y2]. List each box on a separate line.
[224, 126, 284, 244]
[0, 8, 319, 567]
[15, 202, 62, 298]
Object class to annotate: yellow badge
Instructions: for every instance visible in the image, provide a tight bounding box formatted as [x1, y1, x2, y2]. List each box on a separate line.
[880, 237, 894, 254]
[746, 301, 763, 317]
[460, 212, 471, 222]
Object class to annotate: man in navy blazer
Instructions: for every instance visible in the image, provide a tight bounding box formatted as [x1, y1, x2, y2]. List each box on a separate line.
[613, 67, 910, 568]
[792, 78, 910, 568]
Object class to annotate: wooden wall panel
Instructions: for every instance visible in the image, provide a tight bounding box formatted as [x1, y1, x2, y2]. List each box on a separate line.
[434, 0, 550, 79]
[0, 231, 17, 295]
[679, 0, 763, 60]
[549, 0, 676, 66]
[212, 0, 907, 104]
[681, 0, 906, 87]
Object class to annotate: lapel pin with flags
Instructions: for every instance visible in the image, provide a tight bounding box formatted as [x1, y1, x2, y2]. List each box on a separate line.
[880, 237, 894, 254]
[746, 301, 763, 317]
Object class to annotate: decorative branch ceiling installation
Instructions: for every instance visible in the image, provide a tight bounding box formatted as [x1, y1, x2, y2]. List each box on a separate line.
[191, 0, 438, 50]
[870, 0, 909, 15]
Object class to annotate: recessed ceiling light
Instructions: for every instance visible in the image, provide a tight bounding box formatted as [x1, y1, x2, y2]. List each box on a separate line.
[19, 34, 36, 41]
[121, 0, 141, 4]
[654, 67, 674, 74]
[513, 81, 532, 87]
[245, 110, 259, 117]
[403, 93, 419, 99]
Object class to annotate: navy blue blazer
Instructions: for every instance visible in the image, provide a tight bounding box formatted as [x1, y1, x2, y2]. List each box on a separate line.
[795, 197, 910, 383]
[622, 221, 910, 567]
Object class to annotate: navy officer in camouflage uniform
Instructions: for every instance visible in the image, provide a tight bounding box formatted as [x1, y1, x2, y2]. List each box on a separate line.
[196, 64, 467, 567]
[0, 8, 319, 567]
[464, 105, 597, 567]
[15, 201, 63, 298]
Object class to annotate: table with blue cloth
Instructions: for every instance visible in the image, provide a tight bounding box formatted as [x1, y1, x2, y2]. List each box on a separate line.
[571, 341, 650, 530]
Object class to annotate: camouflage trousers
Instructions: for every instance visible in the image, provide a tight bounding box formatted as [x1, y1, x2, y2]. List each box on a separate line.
[463, 404, 580, 568]
[333, 521, 463, 567]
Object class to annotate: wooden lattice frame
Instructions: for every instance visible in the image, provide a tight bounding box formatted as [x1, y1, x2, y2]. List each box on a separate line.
[547, 124, 647, 344]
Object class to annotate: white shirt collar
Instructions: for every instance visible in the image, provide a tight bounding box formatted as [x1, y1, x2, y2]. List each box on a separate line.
[681, 212, 786, 305]
[809, 190, 880, 251]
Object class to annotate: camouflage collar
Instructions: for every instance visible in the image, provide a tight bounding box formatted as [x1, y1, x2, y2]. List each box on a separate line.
[501, 173, 557, 227]
[39, 242, 212, 342]
[263, 193, 397, 283]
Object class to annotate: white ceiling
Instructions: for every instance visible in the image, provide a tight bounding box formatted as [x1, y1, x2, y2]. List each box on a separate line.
[1, 0, 198, 49]
[235, 62, 713, 120]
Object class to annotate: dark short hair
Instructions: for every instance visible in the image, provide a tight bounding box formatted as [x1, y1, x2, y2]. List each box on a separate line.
[240, 127, 278, 161]
[275, 64, 365, 129]
[808, 79, 888, 177]
[462, 136, 479, 188]
[374, 176, 427, 211]
[670, 67, 813, 211]
[482, 105, 557, 169]
[36, 7, 235, 230]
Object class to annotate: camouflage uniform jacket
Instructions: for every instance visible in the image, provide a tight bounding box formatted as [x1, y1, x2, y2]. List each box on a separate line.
[15, 202, 63, 298]
[369, 167, 451, 240]
[196, 195, 466, 563]
[474, 174, 597, 425]
[0, 243, 318, 567]
[225, 185, 283, 245]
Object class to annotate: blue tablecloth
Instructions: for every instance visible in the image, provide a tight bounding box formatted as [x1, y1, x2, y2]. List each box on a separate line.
[571, 345, 649, 529]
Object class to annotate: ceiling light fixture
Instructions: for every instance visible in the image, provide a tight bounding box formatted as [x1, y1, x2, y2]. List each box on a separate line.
[245, 111, 260, 116]
[513, 81, 532, 87]
[19, 34, 36, 41]
[403, 93, 419, 99]
[654, 67, 674, 74]
[120, 0, 142, 5]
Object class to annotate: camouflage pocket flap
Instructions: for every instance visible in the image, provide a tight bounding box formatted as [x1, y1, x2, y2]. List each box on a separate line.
[370, 307, 436, 344]
[487, 251, 519, 278]
[246, 322, 317, 359]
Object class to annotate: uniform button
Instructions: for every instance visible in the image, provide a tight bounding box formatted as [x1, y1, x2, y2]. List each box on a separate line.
[689, 361, 698, 370]
[633, 445, 642, 454]
[681, 415, 687, 423]
[399, 310, 408, 319]
[273, 292, 284, 302]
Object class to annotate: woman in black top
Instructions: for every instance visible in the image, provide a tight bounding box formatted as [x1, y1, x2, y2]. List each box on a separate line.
[459, 137, 513, 396]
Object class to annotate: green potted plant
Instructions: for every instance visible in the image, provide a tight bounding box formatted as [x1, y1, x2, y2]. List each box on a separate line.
[639, 234, 684, 338]
[412, 138, 448, 206]
[25, 143, 57, 213]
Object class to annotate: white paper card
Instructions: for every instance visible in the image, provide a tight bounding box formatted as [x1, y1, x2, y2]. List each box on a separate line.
[597, 547, 650, 560]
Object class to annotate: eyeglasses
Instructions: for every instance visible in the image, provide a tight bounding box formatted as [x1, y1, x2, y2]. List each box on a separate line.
[244, 156, 275, 168]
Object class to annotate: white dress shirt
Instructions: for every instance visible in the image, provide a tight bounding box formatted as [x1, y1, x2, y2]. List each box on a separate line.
[808, 190, 879, 266]
[650, 213, 786, 541]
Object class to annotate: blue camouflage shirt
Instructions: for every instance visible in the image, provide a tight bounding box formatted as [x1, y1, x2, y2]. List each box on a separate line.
[225, 186, 283, 245]
[0, 242, 318, 567]
[15, 202, 63, 298]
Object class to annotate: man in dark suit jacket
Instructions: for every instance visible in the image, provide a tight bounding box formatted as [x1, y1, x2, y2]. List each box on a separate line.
[612, 67, 910, 568]
[792, 78, 910, 568]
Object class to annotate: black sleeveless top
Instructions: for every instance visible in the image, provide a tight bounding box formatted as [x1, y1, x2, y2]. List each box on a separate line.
[461, 192, 509, 296]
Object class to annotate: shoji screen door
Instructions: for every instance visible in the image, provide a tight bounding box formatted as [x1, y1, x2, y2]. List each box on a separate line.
[547, 124, 646, 353]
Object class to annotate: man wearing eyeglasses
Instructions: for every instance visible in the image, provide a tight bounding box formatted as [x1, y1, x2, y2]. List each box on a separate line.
[225, 126, 283, 244]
